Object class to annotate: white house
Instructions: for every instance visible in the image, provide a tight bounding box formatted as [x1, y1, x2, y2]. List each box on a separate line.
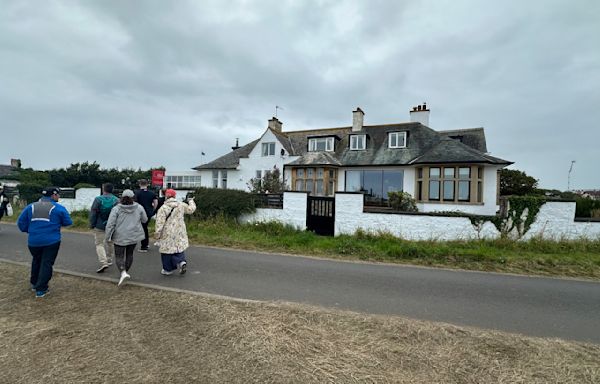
[168, 105, 512, 215]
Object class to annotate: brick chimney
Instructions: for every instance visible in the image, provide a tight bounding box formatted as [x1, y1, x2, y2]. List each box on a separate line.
[352, 107, 364, 132]
[409, 103, 430, 126]
[268, 117, 282, 133]
[10, 158, 21, 168]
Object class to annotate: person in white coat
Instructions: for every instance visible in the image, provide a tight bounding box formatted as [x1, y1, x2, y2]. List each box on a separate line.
[105, 189, 148, 286]
[154, 189, 196, 275]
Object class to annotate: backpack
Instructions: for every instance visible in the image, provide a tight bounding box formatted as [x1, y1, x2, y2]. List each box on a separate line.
[97, 195, 117, 225]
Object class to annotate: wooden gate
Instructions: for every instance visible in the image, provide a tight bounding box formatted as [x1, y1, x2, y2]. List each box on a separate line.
[306, 196, 335, 236]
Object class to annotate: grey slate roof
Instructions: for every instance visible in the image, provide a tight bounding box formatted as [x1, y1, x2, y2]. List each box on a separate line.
[0, 165, 17, 178]
[193, 139, 259, 170]
[193, 121, 511, 170]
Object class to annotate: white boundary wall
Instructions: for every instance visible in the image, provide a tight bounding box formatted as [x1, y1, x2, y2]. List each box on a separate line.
[241, 192, 600, 241]
[59, 188, 100, 213]
[239, 192, 307, 230]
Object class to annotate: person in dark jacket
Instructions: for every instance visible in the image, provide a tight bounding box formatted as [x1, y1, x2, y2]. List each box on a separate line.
[105, 189, 148, 286]
[17, 187, 73, 298]
[89, 183, 119, 273]
[0, 186, 9, 230]
[134, 179, 157, 252]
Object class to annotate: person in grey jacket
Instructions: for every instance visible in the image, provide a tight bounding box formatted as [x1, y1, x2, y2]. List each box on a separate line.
[105, 189, 148, 286]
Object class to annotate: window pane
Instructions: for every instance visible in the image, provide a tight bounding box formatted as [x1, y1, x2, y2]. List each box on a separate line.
[477, 181, 483, 203]
[363, 170, 383, 200]
[443, 180, 455, 200]
[269, 143, 275, 155]
[345, 171, 361, 192]
[256, 170, 262, 178]
[326, 137, 333, 151]
[307, 168, 314, 177]
[417, 168, 423, 178]
[389, 133, 397, 147]
[459, 167, 470, 179]
[429, 167, 440, 178]
[444, 167, 455, 178]
[296, 168, 304, 178]
[397, 132, 405, 147]
[222, 180, 227, 189]
[306, 180, 314, 194]
[429, 180, 440, 200]
[316, 180, 323, 194]
[383, 170, 403, 200]
[328, 181, 334, 195]
[317, 168, 324, 178]
[212, 170, 219, 179]
[459, 181, 470, 200]
[295, 180, 303, 191]
[329, 169, 335, 178]
[222, 170, 227, 178]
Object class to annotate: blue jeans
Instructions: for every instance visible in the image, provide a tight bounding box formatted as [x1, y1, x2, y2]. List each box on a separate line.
[161, 252, 186, 272]
[29, 241, 61, 292]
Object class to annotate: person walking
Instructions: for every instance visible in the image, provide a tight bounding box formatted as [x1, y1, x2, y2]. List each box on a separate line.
[105, 189, 148, 286]
[134, 179, 157, 252]
[17, 187, 73, 298]
[0, 185, 9, 230]
[89, 183, 119, 273]
[154, 189, 196, 275]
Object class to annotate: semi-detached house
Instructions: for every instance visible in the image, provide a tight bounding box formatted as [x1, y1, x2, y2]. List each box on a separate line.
[166, 105, 512, 215]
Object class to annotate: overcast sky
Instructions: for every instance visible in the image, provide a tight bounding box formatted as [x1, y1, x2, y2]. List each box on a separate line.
[2, 0, 599, 190]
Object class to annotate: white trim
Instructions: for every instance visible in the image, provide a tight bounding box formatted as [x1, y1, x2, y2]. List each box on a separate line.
[349, 134, 366, 150]
[308, 137, 334, 152]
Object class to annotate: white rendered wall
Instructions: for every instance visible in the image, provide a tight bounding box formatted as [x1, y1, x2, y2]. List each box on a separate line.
[239, 192, 307, 230]
[334, 193, 499, 240]
[59, 188, 101, 213]
[522, 202, 600, 240]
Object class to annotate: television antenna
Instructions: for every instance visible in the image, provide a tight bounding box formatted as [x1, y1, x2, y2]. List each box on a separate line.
[275, 105, 284, 118]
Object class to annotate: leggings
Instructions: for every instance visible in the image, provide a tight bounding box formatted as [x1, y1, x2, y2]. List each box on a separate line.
[114, 244, 136, 272]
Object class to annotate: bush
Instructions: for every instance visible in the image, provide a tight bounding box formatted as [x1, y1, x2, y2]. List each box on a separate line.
[16, 183, 45, 204]
[576, 197, 600, 218]
[191, 187, 256, 220]
[387, 191, 418, 212]
[74, 183, 96, 189]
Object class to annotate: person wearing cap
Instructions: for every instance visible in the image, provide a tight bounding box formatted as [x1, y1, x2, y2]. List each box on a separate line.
[105, 189, 148, 287]
[134, 179, 157, 252]
[154, 189, 196, 276]
[17, 187, 73, 298]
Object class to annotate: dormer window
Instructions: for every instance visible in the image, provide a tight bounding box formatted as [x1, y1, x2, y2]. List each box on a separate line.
[262, 142, 275, 156]
[388, 132, 407, 148]
[308, 137, 334, 152]
[350, 134, 366, 150]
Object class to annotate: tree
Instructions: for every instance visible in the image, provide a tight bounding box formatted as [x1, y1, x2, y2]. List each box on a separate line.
[499, 169, 538, 196]
[247, 166, 287, 193]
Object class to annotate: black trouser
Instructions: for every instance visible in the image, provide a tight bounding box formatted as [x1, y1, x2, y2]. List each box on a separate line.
[114, 244, 136, 272]
[141, 221, 149, 249]
[29, 241, 61, 292]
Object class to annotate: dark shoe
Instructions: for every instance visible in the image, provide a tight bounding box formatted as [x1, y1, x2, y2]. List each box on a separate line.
[96, 264, 109, 273]
[35, 289, 49, 298]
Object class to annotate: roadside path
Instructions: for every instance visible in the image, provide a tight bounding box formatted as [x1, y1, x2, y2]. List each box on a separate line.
[1, 224, 599, 343]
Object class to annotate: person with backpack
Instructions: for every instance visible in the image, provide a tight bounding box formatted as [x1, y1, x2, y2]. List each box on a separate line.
[89, 183, 119, 273]
[105, 189, 148, 286]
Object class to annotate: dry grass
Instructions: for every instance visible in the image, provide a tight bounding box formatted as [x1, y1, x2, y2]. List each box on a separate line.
[1, 262, 599, 384]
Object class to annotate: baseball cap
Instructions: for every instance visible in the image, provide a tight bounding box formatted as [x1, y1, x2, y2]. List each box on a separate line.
[122, 189, 135, 198]
[42, 186, 61, 196]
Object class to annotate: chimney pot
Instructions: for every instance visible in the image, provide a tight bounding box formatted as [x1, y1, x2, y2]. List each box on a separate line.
[268, 117, 283, 132]
[409, 103, 430, 126]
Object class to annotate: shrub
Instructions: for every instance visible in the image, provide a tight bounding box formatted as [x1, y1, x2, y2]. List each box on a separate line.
[191, 187, 256, 220]
[387, 191, 418, 212]
[74, 183, 96, 189]
[16, 183, 45, 204]
[576, 197, 600, 218]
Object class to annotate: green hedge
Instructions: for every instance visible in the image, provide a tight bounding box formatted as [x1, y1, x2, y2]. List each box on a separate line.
[576, 197, 600, 218]
[16, 183, 46, 204]
[191, 187, 256, 219]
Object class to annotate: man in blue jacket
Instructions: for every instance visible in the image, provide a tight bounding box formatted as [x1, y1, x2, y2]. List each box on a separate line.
[17, 187, 73, 298]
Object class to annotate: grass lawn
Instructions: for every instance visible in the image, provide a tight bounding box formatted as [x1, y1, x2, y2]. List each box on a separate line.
[1, 262, 599, 384]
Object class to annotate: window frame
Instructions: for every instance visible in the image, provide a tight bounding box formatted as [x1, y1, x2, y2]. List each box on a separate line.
[261, 142, 276, 157]
[349, 134, 366, 150]
[416, 165, 481, 204]
[388, 132, 407, 149]
[308, 137, 334, 152]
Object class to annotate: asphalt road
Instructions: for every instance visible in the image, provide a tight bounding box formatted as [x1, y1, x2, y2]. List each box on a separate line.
[1, 223, 599, 344]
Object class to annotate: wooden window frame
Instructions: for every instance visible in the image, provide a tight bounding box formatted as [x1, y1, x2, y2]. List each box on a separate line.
[292, 167, 337, 196]
[415, 165, 482, 204]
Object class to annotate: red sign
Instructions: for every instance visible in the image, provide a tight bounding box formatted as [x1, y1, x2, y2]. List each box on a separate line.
[151, 170, 165, 187]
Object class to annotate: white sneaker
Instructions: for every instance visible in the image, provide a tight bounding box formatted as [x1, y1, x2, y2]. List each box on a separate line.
[178, 261, 187, 275]
[118, 271, 130, 286]
[161, 269, 173, 276]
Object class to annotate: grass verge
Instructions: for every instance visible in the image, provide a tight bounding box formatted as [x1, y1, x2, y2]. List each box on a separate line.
[1, 262, 599, 384]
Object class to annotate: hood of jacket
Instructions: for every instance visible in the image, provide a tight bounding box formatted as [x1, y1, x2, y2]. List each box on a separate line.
[117, 202, 140, 213]
[164, 198, 180, 209]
